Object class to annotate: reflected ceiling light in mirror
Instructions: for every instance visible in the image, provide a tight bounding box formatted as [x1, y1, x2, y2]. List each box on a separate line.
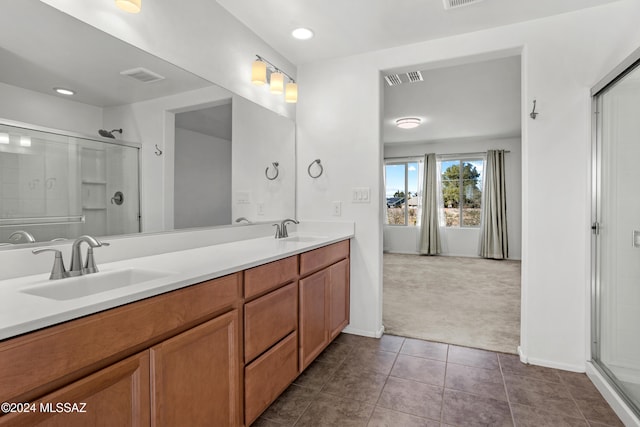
[115, 0, 141, 13]
[395, 117, 422, 129]
[251, 55, 297, 103]
[0, 133, 9, 144]
[291, 28, 314, 40]
[20, 136, 31, 147]
[54, 87, 75, 96]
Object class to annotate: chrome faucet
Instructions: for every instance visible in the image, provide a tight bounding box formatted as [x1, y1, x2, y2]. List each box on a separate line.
[9, 230, 36, 243]
[279, 219, 299, 238]
[32, 248, 68, 280]
[69, 235, 109, 276]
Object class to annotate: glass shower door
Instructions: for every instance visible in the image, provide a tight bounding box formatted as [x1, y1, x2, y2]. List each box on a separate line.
[593, 60, 640, 416]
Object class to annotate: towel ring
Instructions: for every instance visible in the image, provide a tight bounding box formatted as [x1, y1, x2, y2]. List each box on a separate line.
[307, 159, 323, 178]
[265, 162, 279, 180]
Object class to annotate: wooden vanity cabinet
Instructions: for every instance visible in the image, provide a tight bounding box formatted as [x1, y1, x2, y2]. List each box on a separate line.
[151, 310, 241, 427]
[299, 241, 350, 371]
[0, 273, 242, 427]
[243, 256, 299, 426]
[0, 351, 150, 427]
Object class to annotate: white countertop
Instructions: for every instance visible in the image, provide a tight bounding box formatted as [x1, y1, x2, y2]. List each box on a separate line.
[0, 229, 353, 341]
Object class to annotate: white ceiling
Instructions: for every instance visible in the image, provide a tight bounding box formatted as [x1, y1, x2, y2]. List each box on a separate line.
[0, 1, 212, 107]
[216, 0, 619, 65]
[175, 103, 233, 141]
[384, 56, 521, 144]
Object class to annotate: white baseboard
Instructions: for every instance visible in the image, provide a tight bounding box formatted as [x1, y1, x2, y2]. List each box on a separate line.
[586, 362, 640, 426]
[517, 347, 584, 372]
[342, 324, 385, 338]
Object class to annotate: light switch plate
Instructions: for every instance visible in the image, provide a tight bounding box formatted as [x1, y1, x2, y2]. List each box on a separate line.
[352, 187, 370, 203]
[257, 203, 265, 215]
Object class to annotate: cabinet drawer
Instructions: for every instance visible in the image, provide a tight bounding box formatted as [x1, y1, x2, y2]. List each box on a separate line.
[245, 256, 297, 300]
[300, 240, 349, 276]
[244, 282, 297, 363]
[0, 273, 241, 403]
[245, 332, 298, 426]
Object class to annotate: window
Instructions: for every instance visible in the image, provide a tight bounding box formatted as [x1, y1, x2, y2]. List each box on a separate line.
[385, 161, 419, 226]
[440, 159, 483, 227]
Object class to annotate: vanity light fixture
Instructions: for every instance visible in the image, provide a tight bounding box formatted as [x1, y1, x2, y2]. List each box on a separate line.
[395, 117, 422, 129]
[115, 0, 141, 13]
[270, 71, 284, 94]
[54, 88, 75, 96]
[251, 55, 297, 103]
[292, 28, 314, 40]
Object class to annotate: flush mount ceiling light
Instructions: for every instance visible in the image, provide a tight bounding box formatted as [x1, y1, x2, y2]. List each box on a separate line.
[291, 28, 314, 40]
[115, 0, 141, 13]
[54, 87, 75, 96]
[395, 117, 422, 129]
[251, 55, 297, 103]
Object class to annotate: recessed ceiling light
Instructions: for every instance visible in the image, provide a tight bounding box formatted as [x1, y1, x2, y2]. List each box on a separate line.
[292, 28, 314, 40]
[395, 117, 422, 129]
[54, 88, 75, 96]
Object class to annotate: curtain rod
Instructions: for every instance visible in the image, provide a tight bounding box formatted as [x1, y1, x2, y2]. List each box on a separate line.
[385, 150, 510, 161]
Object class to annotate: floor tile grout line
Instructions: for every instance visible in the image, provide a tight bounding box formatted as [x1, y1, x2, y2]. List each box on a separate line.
[498, 351, 517, 426]
[365, 339, 405, 426]
[440, 344, 451, 424]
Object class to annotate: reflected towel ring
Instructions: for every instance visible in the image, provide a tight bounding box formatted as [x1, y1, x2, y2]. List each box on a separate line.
[307, 159, 323, 178]
[265, 162, 279, 180]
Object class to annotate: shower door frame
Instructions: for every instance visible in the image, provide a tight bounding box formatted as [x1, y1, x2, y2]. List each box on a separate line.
[590, 46, 640, 419]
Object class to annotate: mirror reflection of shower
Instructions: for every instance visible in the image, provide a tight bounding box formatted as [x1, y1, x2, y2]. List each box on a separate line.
[98, 128, 123, 139]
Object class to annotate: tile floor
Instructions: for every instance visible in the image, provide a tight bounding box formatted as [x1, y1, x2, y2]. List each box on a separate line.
[253, 334, 624, 427]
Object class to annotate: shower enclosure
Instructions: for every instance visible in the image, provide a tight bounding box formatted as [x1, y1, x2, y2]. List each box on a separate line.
[0, 120, 140, 244]
[591, 48, 640, 418]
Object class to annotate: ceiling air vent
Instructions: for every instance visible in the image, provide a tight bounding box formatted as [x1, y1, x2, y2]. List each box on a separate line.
[384, 74, 402, 86]
[443, 0, 484, 10]
[406, 71, 423, 83]
[120, 67, 165, 83]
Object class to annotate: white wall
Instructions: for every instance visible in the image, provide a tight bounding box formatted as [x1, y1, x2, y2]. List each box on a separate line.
[41, 0, 295, 120]
[0, 82, 102, 135]
[103, 85, 232, 232]
[383, 137, 522, 260]
[174, 128, 231, 228]
[296, 0, 640, 370]
[232, 97, 296, 223]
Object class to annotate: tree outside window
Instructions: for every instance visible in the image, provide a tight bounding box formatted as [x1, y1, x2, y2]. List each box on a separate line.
[440, 159, 483, 227]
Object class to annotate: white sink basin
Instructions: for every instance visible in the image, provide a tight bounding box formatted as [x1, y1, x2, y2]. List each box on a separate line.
[282, 235, 327, 243]
[21, 268, 174, 301]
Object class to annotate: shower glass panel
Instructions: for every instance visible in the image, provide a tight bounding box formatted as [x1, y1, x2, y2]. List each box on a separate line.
[0, 122, 140, 244]
[592, 59, 640, 416]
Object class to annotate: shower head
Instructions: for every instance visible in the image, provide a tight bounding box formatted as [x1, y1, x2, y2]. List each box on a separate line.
[98, 128, 123, 139]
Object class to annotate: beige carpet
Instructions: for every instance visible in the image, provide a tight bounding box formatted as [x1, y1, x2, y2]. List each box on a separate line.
[383, 254, 521, 354]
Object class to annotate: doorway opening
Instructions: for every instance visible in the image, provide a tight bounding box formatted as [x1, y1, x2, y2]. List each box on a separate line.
[381, 54, 522, 354]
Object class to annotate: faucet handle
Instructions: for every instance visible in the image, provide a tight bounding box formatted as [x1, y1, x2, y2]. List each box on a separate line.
[33, 248, 68, 280]
[83, 242, 110, 274]
[272, 223, 282, 239]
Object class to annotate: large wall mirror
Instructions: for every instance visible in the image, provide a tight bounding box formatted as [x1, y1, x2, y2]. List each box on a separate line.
[0, 0, 295, 247]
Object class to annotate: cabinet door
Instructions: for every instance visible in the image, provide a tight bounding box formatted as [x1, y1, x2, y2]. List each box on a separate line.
[328, 259, 350, 340]
[299, 269, 329, 371]
[0, 352, 150, 427]
[150, 310, 241, 427]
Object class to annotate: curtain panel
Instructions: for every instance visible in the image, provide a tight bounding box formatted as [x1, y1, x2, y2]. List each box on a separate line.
[419, 153, 441, 255]
[479, 149, 508, 259]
